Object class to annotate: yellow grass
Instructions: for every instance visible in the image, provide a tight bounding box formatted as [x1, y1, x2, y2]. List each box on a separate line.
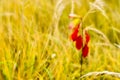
[0, 0, 120, 80]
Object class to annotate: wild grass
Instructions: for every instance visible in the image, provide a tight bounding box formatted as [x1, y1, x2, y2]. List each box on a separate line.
[0, 0, 120, 80]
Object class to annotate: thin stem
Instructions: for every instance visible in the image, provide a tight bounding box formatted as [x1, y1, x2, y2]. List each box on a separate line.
[80, 22, 83, 79]
[71, 0, 74, 14]
[80, 55, 83, 77]
[80, 71, 120, 79]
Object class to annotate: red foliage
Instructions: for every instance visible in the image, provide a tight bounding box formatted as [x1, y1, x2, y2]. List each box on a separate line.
[69, 22, 90, 58]
[82, 44, 89, 58]
[71, 27, 79, 41]
[75, 35, 83, 50]
[85, 31, 90, 44]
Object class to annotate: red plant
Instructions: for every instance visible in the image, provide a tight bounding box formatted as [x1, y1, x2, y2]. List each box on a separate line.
[76, 35, 83, 50]
[69, 21, 90, 58]
[82, 44, 89, 58]
[85, 31, 90, 44]
[71, 24, 79, 41]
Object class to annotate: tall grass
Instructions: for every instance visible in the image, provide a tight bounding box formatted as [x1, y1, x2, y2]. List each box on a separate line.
[0, 0, 120, 80]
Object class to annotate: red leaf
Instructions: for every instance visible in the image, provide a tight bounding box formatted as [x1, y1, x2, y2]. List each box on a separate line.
[75, 35, 83, 50]
[71, 27, 79, 41]
[82, 44, 89, 58]
[85, 31, 90, 44]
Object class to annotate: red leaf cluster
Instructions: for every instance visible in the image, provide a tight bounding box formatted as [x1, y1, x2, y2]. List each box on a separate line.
[70, 24, 90, 58]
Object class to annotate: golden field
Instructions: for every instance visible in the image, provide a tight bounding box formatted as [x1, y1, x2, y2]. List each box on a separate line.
[0, 0, 120, 80]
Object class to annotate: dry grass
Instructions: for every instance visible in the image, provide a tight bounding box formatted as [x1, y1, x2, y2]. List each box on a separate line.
[0, 0, 120, 80]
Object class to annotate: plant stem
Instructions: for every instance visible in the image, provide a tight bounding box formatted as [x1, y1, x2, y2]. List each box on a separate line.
[80, 55, 83, 78]
[80, 22, 83, 79]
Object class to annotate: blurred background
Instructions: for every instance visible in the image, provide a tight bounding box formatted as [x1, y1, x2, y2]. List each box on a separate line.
[0, 0, 120, 80]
